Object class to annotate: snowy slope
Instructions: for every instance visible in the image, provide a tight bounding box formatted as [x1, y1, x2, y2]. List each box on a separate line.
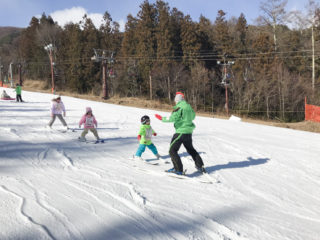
[0, 87, 320, 240]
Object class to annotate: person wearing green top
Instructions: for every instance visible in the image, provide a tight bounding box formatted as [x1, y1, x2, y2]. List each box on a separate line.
[15, 83, 23, 102]
[134, 115, 161, 160]
[155, 92, 205, 175]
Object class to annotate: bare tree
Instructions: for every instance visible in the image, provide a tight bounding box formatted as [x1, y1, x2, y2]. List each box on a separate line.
[258, 0, 288, 51]
[189, 62, 209, 111]
[287, 0, 320, 91]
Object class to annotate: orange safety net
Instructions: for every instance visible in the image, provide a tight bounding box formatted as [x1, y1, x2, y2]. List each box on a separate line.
[305, 103, 320, 122]
[0, 83, 9, 87]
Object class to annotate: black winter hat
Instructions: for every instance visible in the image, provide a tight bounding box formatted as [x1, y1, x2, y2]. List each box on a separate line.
[141, 115, 150, 124]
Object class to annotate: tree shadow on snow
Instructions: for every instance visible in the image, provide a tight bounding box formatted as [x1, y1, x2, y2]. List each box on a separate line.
[206, 157, 270, 174]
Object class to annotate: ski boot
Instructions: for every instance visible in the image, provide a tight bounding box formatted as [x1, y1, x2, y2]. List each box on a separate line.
[166, 168, 184, 175]
[133, 155, 143, 161]
[78, 136, 86, 142]
[196, 166, 207, 173]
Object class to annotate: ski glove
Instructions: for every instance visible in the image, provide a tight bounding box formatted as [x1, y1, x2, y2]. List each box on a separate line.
[137, 135, 141, 140]
[155, 114, 162, 120]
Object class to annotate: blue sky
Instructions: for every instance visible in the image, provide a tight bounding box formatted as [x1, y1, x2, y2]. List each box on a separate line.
[0, 0, 312, 31]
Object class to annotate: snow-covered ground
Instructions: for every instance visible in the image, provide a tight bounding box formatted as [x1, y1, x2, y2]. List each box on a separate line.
[1, 87, 320, 240]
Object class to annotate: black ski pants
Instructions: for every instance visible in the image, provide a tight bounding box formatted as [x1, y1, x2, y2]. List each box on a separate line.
[169, 133, 204, 172]
[16, 94, 23, 102]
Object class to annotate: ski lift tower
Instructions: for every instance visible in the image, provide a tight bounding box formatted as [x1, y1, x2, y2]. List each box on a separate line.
[91, 49, 115, 99]
[0, 59, 3, 86]
[217, 57, 234, 116]
[8, 62, 13, 87]
[44, 43, 55, 93]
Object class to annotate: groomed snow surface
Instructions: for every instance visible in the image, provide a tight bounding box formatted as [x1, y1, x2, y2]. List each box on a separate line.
[0, 87, 319, 240]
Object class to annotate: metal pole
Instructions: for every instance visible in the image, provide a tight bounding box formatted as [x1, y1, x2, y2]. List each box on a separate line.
[225, 84, 229, 116]
[224, 64, 229, 116]
[149, 74, 152, 100]
[9, 62, 13, 85]
[102, 60, 108, 99]
[91, 49, 114, 100]
[211, 82, 214, 115]
[312, 25, 315, 93]
[50, 49, 55, 93]
[18, 63, 22, 86]
[0, 67, 1, 85]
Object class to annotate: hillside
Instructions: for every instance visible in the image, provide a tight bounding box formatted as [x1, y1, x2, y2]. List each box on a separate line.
[0, 26, 22, 45]
[1, 87, 320, 240]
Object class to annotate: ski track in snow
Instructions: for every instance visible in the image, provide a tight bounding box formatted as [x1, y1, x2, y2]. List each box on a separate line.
[22, 179, 83, 240]
[1, 185, 56, 240]
[1, 88, 320, 240]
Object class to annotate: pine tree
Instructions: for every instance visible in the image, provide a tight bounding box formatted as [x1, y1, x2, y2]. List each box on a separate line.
[153, 0, 174, 100]
[180, 15, 201, 67]
[213, 10, 231, 56]
[119, 14, 139, 96]
[59, 23, 83, 92]
[198, 15, 215, 69]
[136, 0, 157, 97]
[81, 15, 100, 94]
[19, 17, 47, 81]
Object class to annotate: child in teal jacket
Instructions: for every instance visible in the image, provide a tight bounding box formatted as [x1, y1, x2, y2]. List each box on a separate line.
[134, 115, 160, 160]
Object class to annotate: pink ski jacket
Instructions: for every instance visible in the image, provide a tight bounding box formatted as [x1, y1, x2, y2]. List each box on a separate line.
[79, 115, 98, 129]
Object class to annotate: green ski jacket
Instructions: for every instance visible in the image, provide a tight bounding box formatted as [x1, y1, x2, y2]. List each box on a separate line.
[138, 124, 155, 145]
[15, 86, 22, 94]
[162, 100, 196, 134]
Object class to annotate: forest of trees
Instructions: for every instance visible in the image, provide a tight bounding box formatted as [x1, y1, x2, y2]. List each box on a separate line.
[1, 0, 320, 122]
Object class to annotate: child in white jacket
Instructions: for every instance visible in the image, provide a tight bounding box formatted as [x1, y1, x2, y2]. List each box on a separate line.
[48, 96, 68, 129]
[78, 107, 103, 143]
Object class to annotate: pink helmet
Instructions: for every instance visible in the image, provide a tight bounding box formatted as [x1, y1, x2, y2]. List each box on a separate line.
[86, 107, 92, 113]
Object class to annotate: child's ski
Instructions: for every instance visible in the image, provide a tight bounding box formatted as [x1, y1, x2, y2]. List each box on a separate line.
[78, 137, 104, 144]
[200, 171, 220, 183]
[130, 156, 159, 165]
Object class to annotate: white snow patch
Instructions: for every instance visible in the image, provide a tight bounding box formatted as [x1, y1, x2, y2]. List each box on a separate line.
[229, 115, 241, 122]
[1, 87, 320, 240]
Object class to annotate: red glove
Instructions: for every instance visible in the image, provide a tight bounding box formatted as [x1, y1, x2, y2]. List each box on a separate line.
[137, 135, 141, 140]
[155, 114, 162, 120]
[153, 132, 157, 136]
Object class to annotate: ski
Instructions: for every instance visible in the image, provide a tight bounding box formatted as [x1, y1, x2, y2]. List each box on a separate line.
[47, 128, 68, 133]
[67, 128, 82, 132]
[130, 156, 159, 165]
[200, 172, 219, 183]
[57, 129, 68, 133]
[159, 158, 171, 164]
[45, 126, 70, 133]
[165, 170, 213, 184]
[78, 137, 105, 144]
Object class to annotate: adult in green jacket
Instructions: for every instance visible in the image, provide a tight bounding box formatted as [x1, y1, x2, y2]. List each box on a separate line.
[155, 92, 205, 175]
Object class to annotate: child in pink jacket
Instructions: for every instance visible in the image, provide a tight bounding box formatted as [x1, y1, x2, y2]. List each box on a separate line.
[78, 107, 103, 143]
